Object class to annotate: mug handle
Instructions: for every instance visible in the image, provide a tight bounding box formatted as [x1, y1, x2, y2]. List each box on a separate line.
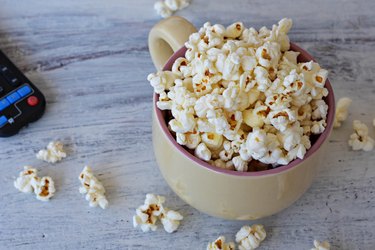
[148, 16, 197, 70]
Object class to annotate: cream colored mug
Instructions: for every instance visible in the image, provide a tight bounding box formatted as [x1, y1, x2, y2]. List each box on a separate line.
[149, 16, 335, 220]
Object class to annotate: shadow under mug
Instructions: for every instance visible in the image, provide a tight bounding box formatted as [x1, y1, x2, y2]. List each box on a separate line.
[148, 16, 335, 220]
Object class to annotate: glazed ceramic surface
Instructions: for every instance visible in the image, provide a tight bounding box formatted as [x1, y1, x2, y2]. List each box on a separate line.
[149, 17, 335, 219]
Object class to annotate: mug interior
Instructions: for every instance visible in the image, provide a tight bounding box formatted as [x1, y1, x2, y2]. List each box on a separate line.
[154, 43, 335, 177]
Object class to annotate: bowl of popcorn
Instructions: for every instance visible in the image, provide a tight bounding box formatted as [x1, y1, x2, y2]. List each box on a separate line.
[147, 16, 335, 220]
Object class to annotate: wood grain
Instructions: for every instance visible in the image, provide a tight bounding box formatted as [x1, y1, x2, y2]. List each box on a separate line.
[0, 0, 374, 249]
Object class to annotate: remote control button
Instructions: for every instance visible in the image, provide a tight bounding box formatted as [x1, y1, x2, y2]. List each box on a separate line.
[1, 66, 19, 86]
[0, 98, 10, 111]
[0, 115, 7, 127]
[27, 96, 39, 106]
[6, 92, 21, 104]
[17, 85, 32, 97]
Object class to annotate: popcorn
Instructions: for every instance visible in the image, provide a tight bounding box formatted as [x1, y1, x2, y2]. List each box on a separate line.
[148, 18, 330, 171]
[348, 120, 374, 151]
[154, 0, 190, 18]
[255, 42, 281, 69]
[311, 240, 331, 250]
[266, 18, 293, 52]
[207, 109, 231, 135]
[176, 131, 201, 149]
[268, 109, 297, 132]
[333, 97, 352, 128]
[148, 71, 176, 94]
[133, 206, 159, 232]
[154, 1, 173, 18]
[195, 142, 212, 161]
[36, 141, 67, 164]
[207, 236, 235, 250]
[232, 156, 248, 172]
[34, 176, 56, 201]
[245, 128, 268, 159]
[79, 166, 108, 209]
[211, 159, 235, 170]
[223, 83, 251, 112]
[14, 166, 38, 193]
[254, 66, 271, 91]
[225, 22, 244, 39]
[310, 120, 327, 134]
[14, 166, 55, 201]
[243, 102, 269, 128]
[160, 209, 184, 233]
[133, 194, 183, 233]
[236, 224, 266, 250]
[202, 132, 224, 150]
[219, 148, 234, 161]
[312, 69, 328, 88]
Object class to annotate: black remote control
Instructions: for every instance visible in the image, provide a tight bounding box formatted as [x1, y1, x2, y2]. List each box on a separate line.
[0, 50, 46, 137]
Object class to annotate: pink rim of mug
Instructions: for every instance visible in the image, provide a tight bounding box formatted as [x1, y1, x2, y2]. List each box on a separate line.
[154, 42, 335, 177]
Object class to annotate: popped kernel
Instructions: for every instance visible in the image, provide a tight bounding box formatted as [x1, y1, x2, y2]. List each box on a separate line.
[311, 240, 331, 250]
[36, 141, 67, 164]
[348, 120, 374, 151]
[236, 224, 266, 250]
[14, 166, 38, 193]
[133, 194, 183, 233]
[14, 166, 55, 201]
[195, 142, 212, 161]
[79, 166, 108, 209]
[207, 236, 235, 250]
[34, 176, 56, 201]
[333, 97, 352, 128]
[160, 209, 183, 233]
[154, 0, 190, 18]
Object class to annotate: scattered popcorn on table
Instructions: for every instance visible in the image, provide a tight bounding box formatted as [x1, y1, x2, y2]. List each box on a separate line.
[154, 0, 190, 18]
[14, 166, 55, 201]
[348, 120, 374, 151]
[133, 194, 183, 233]
[78, 166, 108, 209]
[333, 97, 352, 128]
[235, 224, 266, 250]
[36, 141, 67, 163]
[148, 18, 330, 171]
[311, 240, 331, 250]
[207, 236, 235, 250]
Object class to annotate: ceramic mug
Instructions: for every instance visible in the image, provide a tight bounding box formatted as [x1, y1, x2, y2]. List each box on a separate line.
[148, 16, 335, 220]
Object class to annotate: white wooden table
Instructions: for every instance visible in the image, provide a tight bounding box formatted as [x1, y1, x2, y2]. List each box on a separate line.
[0, 1, 374, 249]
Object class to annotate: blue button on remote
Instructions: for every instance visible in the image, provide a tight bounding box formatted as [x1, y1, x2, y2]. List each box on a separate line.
[17, 85, 32, 97]
[6, 92, 21, 104]
[0, 115, 7, 127]
[0, 98, 10, 111]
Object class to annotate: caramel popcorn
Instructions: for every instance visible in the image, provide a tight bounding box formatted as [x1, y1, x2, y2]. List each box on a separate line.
[148, 18, 330, 171]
